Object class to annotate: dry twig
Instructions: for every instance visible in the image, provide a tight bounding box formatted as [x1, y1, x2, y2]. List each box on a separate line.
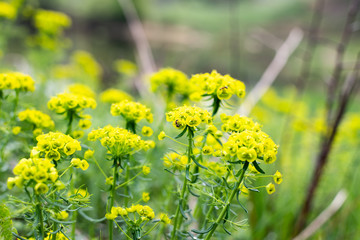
[237, 28, 304, 116]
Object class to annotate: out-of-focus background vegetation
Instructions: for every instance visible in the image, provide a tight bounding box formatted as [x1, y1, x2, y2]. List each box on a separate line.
[1, 0, 359, 239]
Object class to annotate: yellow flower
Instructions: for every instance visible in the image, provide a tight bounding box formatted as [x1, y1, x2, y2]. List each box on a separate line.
[142, 166, 151, 175]
[142, 192, 150, 202]
[158, 131, 166, 141]
[79, 119, 92, 129]
[113, 59, 137, 76]
[35, 182, 49, 194]
[160, 213, 171, 225]
[141, 126, 153, 137]
[111, 100, 153, 123]
[12, 126, 21, 135]
[166, 105, 212, 130]
[18, 109, 55, 130]
[100, 88, 132, 103]
[84, 149, 94, 159]
[0, 2, 16, 19]
[56, 211, 69, 220]
[202, 146, 213, 155]
[266, 183, 275, 195]
[273, 171, 283, 184]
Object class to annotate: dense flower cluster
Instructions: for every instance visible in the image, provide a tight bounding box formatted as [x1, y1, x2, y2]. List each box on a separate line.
[110, 100, 153, 123]
[149, 68, 189, 94]
[7, 158, 58, 194]
[18, 109, 55, 130]
[68, 84, 96, 99]
[47, 93, 96, 114]
[166, 105, 212, 130]
[88, 125, 151, 157]
[0, 2, 16, 19]
[189, 70, 245, 101]
[220, 114, 261, 133]
[162, 152, 188, 171]
[106, 204, 155, 221]
[113, 59, 137, 77]
[0, 72, 35, 92]
[223, 130, 278, 164]
[34, 9, 71, 35]
[100, 88, 133, 103]
[33, 132, 81, 161]
[71, 51, 102, 81]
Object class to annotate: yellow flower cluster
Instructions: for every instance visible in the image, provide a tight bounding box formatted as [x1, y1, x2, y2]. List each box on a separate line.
[0, 72, 35, 92]
[70, 158, 89, 171]
[189, 70, 245, 101]
[18, 109, 55, 130]
[72, 51, 102, 81]
[110, 100, 153, 123]
[88, 125, 152, 157]
[166, 105, 212, 130]
[162, 152, 188, 171]
[68, 84, 96, 99]
[44, 232, 68, 240]
[223, 130, 278, 164]
[34, 9, 71, 35]
[220, 114, 261, 133]
[33, 132, 81, 161]
[47, 93, 96, 114]
[106, 204, 155, 221]
[100, 88, 133, 103]
[150, 68, 189, 95]
[203, 161, 228, 178]
[0, 2, 16, 19]
[113, 59, 137, 77]
[7, 158, 58, 194]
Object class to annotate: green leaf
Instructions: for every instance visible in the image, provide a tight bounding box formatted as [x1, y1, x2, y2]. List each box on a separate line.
[191, 155, 208, 170]
[236, 190, 248, 214]
[185, 165, 192, 182]
[188, 186, 200, 198]
[0, 204, 13, 240]
[252, 161, 265, 174]
[191, 223, 215, 234]
[179, 200, 188, 220]
[222, 223, 232, 235]
[175, 126, 188, 139]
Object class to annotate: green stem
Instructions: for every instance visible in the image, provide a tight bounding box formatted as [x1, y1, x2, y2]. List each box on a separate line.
[65, 111, 74, 135]
[204, 165, 248, 240]
[124, 163, 130, 207]
[170, 132, 193, 240]
[35, 195, 45, 240]
[11, 90, 19, 122]
[109, 158, 119, 240]
[70, 168, 77, 239]
[51, 223, 58, 240]
[199, 171, 231, 239]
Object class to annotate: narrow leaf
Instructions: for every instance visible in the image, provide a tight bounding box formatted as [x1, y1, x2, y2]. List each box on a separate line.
[191, 223, 215, 234]
[175, 126, 188, 139]
[252, 161, 265, 174]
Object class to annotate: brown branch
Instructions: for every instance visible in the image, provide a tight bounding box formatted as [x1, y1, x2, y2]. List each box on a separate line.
[116, 0, 156, 96]
[237, 28, 303, 116]
[294, 53, 360, 235]
[326, 0, 360, 124]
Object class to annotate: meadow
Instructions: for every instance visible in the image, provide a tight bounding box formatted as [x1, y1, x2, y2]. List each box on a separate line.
[1, 0, 359, 240]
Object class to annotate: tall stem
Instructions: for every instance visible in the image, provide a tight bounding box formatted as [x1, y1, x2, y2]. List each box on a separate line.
[204, 165, 248, 240]
[70, 168, 77, 239]
[66, 111, 74, 135]
[35, 195, 45, 240]
[124, 162, 130, 207]
[109, 158, 119, 240]
[170, 132, 192, 240]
